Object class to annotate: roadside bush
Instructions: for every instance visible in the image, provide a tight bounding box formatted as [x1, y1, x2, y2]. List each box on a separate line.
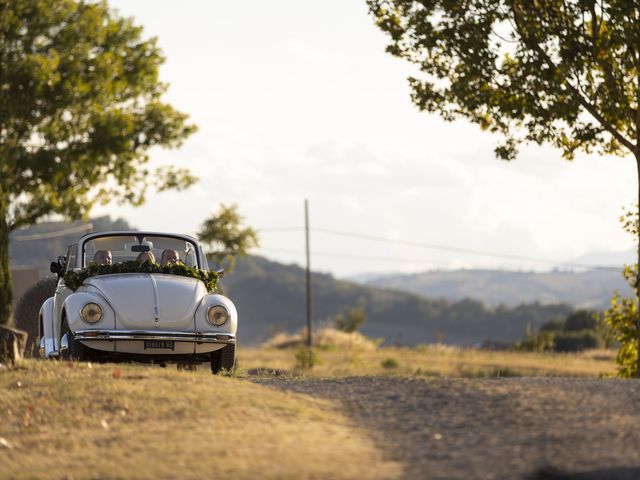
[294, 347, 319, 370]
[604, 276, 638, 377]
[514, 325, 555, 352]
[564, 310, 598, 332]
[14, 276, 57, 356]
[602, 206, 639, 377]
[381, 358, 399, 369]
[539, 317, 564, 333]
[553, 330, 602, 353]
[516, 311, 610, 354]
[334, 307, 366, 333]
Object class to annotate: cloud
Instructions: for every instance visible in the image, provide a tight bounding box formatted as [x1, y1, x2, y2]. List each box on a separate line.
[286, 39, 348, 66]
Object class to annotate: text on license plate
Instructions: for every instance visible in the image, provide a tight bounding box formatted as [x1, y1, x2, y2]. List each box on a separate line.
[144, 340, 175, 350]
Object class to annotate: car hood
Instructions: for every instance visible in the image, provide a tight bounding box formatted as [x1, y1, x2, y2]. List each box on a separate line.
[85, 273, 207, 330]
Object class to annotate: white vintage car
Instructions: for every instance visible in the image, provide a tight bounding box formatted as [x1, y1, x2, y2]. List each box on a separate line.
[38, 231, 237, 373]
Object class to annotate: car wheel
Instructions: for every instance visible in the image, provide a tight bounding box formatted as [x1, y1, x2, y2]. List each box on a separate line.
[60, 316, 86, 361]
[210, 343, 236, 374]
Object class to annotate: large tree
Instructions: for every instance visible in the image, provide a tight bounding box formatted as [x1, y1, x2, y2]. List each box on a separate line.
[368, 0, 640, 372]
[0, 0, 197, 324]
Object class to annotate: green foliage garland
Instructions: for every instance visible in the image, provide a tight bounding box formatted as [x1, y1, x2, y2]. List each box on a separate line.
[64, 261, 220, 293]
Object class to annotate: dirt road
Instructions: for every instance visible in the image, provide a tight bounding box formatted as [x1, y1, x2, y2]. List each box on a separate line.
[256, 377, 640, 480]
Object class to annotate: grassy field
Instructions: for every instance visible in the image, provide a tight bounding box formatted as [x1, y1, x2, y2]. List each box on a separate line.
[0, 360, 401, 479]
[238, 344, 618, 378]
[0, 342, 618, 479]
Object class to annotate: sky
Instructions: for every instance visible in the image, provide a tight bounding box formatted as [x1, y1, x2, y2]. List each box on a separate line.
[97, 0, 637, 278]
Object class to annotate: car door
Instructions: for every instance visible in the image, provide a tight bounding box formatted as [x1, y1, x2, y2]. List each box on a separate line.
[53, 244, 77, 347]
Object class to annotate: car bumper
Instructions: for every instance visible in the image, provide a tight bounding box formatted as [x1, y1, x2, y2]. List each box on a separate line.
[73, 329, 236, 344]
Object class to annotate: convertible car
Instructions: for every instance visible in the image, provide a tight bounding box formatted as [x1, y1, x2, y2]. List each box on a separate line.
[38, 231, 237, 373]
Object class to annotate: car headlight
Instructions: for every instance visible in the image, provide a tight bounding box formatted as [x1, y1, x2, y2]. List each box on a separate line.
[80, 302, 103, 323]
[207, 305, 229, 327]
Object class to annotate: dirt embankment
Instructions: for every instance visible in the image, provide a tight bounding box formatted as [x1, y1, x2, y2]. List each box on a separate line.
[257, 377, 640, 480]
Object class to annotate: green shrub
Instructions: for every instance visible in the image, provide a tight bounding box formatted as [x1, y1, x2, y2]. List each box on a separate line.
[553, 330, 602, 352]
[334, 307, 366, 333]
[564, 310, 599, 332]
[381, 358, 399, 369]
[602, 206, 639, 377]
[604, 277, 638, 378]
[517, 311, 610, 355]
[539, 317, 565, 333]
[294, 347, 319, 370]
[514, 326, 555, 352]
[14, 276, 57, 356]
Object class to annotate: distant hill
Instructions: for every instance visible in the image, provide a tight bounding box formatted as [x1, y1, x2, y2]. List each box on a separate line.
[349, 268, 632, 309]
[569, 249, 634, 268]
[10, 216, 133, 276]
[222, 256, 572, 346]
[9, 219, 577, 346]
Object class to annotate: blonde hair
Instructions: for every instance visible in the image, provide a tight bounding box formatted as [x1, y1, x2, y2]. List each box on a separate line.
[136, 251, 156, 263]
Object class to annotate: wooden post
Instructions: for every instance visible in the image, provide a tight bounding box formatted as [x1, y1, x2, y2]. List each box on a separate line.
[305, 199, 312, 347]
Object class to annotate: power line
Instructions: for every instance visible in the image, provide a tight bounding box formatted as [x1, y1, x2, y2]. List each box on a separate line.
[256, 227, 304, 233]
[258, 226, 623, 271]
[257, 247, 452, 266]
[311, 227, 622, 271]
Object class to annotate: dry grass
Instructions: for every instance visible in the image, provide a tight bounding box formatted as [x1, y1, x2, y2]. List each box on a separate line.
[239, 343, 617, 378]
[0, 338, 618, 478]
[262, 327, 380, 351]
[0, 360, 401, 479]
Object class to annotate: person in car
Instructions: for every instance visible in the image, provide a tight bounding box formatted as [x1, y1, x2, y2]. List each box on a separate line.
[160, 249, 181, 266]
[136, 251, 156, 263]
[93, 250, 112, 265]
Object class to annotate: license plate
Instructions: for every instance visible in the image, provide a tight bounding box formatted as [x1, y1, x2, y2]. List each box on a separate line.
[144, 340, 175, 350]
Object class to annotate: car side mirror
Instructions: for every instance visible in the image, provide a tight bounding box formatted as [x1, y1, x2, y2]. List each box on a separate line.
[50, 262, 62, 275]
[50, 256, 67, 277]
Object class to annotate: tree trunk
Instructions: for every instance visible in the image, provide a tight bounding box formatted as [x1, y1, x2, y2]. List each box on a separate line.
[0, 194, 12, 325]
[636, 154, 640, 377]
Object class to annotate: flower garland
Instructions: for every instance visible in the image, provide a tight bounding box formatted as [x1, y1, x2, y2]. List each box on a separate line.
[63, 261, 220, 293]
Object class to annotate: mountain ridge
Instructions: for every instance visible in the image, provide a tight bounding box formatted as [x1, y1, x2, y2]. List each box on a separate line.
[349, 267, 632, 309]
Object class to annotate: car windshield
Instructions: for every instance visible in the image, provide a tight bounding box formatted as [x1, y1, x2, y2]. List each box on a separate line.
[82, 234, 199, 269]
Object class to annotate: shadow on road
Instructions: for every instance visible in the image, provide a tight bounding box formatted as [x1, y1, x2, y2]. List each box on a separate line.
[255, 376, 640, 480]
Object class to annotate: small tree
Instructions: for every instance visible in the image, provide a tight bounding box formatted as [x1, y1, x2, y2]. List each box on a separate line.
[198, 204, 259, 272]
[0, 0, 197, 324]
[334, 307, 366, 333]
[604, 206, 639, 377]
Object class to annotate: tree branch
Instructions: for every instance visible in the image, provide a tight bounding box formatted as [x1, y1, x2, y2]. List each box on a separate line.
[8, 204, 53, 232]
[508, 1, 636, 153]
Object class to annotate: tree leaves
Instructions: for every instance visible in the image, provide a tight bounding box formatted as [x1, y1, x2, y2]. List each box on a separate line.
[0, 0, 197, 325]
[367, 0, 639, 160]
[0, 0, 197, 231]
[198, 204, 259, 272]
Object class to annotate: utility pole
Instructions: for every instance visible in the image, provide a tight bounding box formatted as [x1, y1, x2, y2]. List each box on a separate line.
[305, 199, 312, 347]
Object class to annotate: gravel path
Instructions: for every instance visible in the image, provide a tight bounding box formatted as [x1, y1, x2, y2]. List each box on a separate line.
[255, 377, 640, 480]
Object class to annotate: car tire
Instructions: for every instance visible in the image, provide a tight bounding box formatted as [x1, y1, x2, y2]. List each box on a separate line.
[210, 343, 236, 374]
[60, 316, 86, 361]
